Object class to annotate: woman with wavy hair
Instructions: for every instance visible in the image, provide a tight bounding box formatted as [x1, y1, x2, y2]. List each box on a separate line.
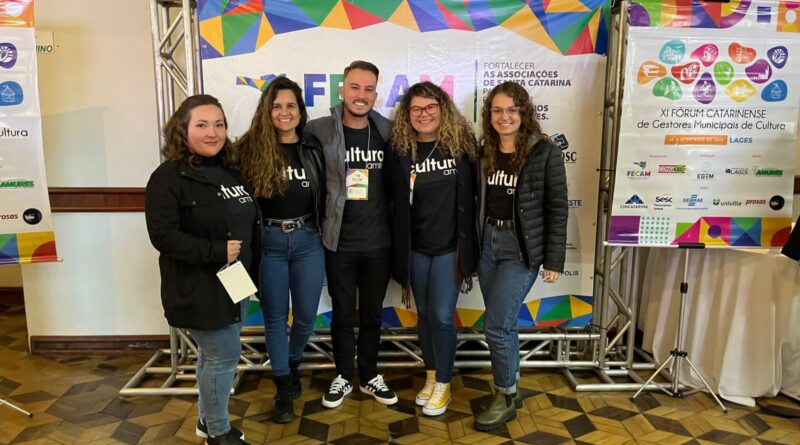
[234, 77, 325, 424]
[146, 94, 257, 445]
[387, 81, 478, 416]
[473, 81, 567, 431]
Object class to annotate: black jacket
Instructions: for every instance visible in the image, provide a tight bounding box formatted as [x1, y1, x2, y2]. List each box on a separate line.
[296, 136, 326, 227]
[387, 145, 479, 287]
[145, 159, 261, 330]
[478, 139, 568, 273]
[782, 216, 800, 261]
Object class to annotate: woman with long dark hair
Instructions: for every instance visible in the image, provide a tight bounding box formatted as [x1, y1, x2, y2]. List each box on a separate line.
[233, 77, 325, 423]
[388, 81, 478, 416]
[145, 94, 258, 445]
[474, 82, 567, 430]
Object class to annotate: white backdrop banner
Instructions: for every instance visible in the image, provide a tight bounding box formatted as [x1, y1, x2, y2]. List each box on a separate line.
[199, 0, 609, 328]
[609, 1, 799, 248]
[0, 0, 57, 264]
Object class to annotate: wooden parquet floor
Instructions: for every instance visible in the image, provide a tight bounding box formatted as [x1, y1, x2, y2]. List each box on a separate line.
[1, 302, 798, 445]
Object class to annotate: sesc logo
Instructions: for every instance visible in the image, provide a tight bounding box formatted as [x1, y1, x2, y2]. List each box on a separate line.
[621, 194, 647, 209]
[770, 195, 785, 211]
[654, 194, 673, 210]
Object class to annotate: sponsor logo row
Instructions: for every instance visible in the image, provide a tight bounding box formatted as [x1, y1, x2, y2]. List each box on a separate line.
[0, 208, 42, 224]
[622, 194, 785, 211]
[625, 161, 784, 179]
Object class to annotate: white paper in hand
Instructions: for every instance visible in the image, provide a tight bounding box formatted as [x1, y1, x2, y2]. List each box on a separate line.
[216, 261, 257, 303]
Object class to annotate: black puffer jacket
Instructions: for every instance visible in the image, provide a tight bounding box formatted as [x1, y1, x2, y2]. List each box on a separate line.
[145, 159, 261, 330]
[478, 139, 568, 272]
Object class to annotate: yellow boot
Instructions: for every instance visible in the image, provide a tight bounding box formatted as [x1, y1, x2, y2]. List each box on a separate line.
[415, 370, 436, 406]
[423, 382, 451, 416]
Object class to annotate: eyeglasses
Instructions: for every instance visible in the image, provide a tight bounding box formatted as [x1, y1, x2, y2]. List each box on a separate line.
[409, 103, 440, 116]
[490, 106, 520, 116]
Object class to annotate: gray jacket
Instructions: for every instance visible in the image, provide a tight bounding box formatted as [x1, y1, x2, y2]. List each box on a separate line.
[305, 104, 391, 251]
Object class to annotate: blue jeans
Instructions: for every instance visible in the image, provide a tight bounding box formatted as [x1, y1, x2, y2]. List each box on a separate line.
[188, 305, 244, 437]
[410, 250, 458, 383]
[478, 223, 537, 394]
[260, 225, 325, 377]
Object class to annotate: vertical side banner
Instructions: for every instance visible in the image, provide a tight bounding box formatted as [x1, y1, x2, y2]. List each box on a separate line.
[609, 0, 799, 248]
[0, 0, 57, 264]
[199, 0, 609, 328]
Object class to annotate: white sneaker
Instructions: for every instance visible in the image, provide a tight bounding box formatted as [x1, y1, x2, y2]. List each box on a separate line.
[322, 375, 353, 408]
[359, 374, 398, 405]
[415, 370, 436, 406]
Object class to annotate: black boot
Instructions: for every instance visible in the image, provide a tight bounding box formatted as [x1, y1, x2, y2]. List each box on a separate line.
[289, 359, 302, 399]
[272, 375, 294, 424]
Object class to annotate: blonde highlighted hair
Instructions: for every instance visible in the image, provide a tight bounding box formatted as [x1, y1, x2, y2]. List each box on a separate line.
[391, 82, 476, 161]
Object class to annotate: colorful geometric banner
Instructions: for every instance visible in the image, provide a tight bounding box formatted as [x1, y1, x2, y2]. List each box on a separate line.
[244, 294, 594, 329]
[609, 1, 799, 248]
[0, 0, 57, 264]
[201, 0, 610, 327]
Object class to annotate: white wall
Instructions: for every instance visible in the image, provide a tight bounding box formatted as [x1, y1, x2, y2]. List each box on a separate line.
[22, 0, 166, 337]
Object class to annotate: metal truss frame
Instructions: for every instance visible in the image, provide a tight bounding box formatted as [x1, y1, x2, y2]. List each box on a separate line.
[122, 0, 673, 397]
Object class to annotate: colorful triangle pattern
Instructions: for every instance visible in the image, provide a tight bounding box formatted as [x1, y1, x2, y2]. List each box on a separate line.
[0, 232, 58, 265]
[243, 294, 593, 328]
[630, 0, 754, 29]
[198, 0, 611, 59]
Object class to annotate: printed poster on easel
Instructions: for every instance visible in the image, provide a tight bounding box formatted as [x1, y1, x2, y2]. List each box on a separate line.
[0, 0, 58, 264]
[609, 0, 800, 248]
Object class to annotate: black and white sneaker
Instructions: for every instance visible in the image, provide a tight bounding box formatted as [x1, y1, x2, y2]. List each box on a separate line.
[360, 374, 398, 405]
[195, 420, 245, 440]
[322, 375, 353, 408]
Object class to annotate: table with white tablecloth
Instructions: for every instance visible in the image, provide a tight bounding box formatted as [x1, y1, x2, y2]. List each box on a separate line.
[638, 248, 800, 406]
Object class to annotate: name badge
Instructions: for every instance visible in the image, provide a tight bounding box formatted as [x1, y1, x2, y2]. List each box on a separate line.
[346, 168, 369, 200]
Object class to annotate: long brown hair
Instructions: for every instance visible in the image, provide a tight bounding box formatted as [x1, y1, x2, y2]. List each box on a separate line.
[391, 81, 476, 160]
[233, 76, 308, 198]
[480, 82, 545, 174]
[161, 94, 233, 166]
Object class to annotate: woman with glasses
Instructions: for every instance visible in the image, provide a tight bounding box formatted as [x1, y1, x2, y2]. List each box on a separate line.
[474, 81, 567, 431]
[387, 81, 478, 416]
[233, 77, 325, 424]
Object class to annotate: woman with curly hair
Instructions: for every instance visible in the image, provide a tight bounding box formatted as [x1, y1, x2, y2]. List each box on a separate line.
[473, 81, 567, 431]
[233, 77, 325, 424]
[145, 94, 257, 445]
[387, 81, 478, 416]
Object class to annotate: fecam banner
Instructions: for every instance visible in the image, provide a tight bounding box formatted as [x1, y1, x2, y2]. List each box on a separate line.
[0, 0, 57, 264]
[199, 0, 610, 328]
